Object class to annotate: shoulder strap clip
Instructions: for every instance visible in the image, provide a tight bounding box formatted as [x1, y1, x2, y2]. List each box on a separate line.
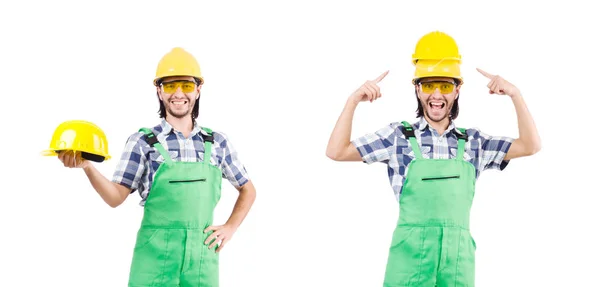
[400, 121, 415, 138]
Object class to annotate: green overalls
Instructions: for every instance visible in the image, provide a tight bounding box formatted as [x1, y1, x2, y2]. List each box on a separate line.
[383, 121, 477, 287]
[128, 127, 222, 287]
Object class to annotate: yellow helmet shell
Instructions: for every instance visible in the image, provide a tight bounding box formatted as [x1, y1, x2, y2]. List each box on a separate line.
[153, 47, 204, 86]
[42, 120, 110, 162]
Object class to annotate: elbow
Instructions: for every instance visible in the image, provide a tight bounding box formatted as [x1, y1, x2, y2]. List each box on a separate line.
[525, 141, 542, 156]
[515, 137, 542, 156]
[530, 137, 542, 155]
[239, 181, 257, 199]
[326, 148, 341, 161]
[529, 143, 542, 155]
[107, 201, 122, 208]
[106, 196, 126, 208]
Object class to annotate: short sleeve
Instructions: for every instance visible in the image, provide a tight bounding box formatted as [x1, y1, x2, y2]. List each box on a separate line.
[473, 129, 515, 172]
[351, 124, 397, 164]
[217, 132, 250, 188]
[111, 133, 147, 193]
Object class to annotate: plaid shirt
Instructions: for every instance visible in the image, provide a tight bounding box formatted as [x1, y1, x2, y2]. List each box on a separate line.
[112, 119, 250, 206]
[352, 117, 514, 202]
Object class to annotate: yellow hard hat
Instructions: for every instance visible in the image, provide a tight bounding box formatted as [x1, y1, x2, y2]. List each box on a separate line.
[153, 47, 204, 86]
[411, 31, 463, 84]
[41, 120, 111, 162]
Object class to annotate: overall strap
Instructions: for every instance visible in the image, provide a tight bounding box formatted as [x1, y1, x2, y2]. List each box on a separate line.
[454, 127, 468, 160]
[401, 121, 423, 159]
[139, 128, 173, 164]
[200, 127, 214, 165]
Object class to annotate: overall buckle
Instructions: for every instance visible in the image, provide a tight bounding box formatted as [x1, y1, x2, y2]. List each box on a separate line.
[144, 133, 159, 146]
[402, 126, 416, 138]
[453, 129, 468, 141]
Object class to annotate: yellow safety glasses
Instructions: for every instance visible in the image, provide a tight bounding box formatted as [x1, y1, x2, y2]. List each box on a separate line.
[161, 81, 197, 94]
[419, 81, 456, 94]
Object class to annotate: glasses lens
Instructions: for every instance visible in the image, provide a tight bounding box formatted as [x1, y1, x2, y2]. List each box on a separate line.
[421, 82, 455, 94]
[421, 82, 436, 93]
[180, 82, 196, 93]
[162, 81, 196, 93]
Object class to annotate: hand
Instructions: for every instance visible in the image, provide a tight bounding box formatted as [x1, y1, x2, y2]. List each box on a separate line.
[477, 68, 520, 98]
[349, 70, 389, 104]
[204, 224, 236, 252]
[57, 150, 90, 169]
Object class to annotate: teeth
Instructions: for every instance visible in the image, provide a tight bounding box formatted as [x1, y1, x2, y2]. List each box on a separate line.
[172, 101, 185, 104]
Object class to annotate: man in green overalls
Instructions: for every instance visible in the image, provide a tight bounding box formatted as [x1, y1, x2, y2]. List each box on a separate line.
[326, 31, 541, 286]
[58, 47, 257, 286]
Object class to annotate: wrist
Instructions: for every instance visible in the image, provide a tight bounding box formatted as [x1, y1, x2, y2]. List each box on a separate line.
[346, 96, 359, 108]
[508, 88, 522, 99]
[82, 163, 93, 173]
[224, 221, 240, 230]
[509, 91, 522, 100]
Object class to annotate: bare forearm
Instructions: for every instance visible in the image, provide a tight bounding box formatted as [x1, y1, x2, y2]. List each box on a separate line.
[326, 98, 358, 159]
[511, 92, 541, 153]
[82, 164, 128, 208]
[225, 182, 256, 229]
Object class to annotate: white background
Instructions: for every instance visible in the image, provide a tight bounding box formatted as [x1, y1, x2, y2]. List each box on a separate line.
[1, 0, 599, 286]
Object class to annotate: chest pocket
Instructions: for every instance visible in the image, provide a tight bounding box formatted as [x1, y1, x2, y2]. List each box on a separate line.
[197, 151, 218, 167]
[149, 150, 178, 171]
[450, 147, 476, 162]
[401, 145, 432, 160]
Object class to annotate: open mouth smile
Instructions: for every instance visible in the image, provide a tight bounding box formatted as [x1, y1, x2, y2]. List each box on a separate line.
[429, 102, 446, 110]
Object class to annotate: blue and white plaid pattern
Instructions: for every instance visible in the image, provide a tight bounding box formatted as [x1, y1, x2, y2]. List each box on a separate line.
[352, 117, 514, 202]
[112, 119, 250, 206]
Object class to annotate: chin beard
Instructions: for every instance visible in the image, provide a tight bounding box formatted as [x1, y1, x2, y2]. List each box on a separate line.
[167, 107, 192, 119]
[425, 110, 450, 122]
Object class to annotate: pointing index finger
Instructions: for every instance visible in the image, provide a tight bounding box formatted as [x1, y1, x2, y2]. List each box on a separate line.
[374, 70, 389, 83]
[476, 68, 494, 79]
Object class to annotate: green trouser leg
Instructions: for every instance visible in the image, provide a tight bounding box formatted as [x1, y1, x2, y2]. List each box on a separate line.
[128, 128, 222, 287]
[383, 122, 477, 287]
[384, 227, 476, 286]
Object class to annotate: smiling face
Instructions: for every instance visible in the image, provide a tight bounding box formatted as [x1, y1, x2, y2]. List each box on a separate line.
[156, 76, 201, 119]
[416, 77, 460, 123]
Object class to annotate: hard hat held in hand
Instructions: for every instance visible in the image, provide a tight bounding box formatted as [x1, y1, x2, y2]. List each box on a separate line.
[41, 120, 111, 162]
[411, 31, 463, 85]
[153, 47, 204, 86]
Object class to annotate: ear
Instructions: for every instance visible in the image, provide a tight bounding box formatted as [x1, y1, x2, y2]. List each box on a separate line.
[415, 87, 427, 101]
[156, 87, 163, 101]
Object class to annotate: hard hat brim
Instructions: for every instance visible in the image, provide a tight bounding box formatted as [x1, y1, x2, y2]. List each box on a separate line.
[41, 148, 111, 161]
[153, 76, 204, 86]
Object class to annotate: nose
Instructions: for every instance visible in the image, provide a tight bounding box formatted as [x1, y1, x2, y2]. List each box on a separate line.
[430, 88, 444, 98]
[172, 87, 185, 97]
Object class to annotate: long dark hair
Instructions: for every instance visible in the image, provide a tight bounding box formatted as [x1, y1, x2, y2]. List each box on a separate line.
[155, 77, 201, 120]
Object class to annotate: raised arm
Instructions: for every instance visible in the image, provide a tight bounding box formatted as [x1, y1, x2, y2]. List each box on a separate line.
[326, 70, 389, 161]
[476, 68, 541, 160]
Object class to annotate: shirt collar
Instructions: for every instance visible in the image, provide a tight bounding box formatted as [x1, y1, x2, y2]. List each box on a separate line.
[159, 118, 206, 136]
[416, 116, 459, 136]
